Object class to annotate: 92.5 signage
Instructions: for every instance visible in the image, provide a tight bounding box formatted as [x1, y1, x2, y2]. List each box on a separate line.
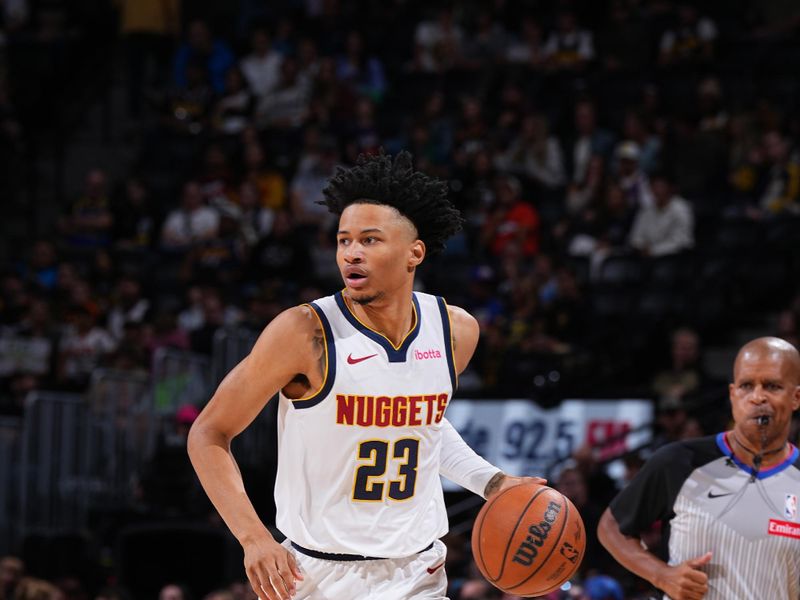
[443, 398, 652, 490]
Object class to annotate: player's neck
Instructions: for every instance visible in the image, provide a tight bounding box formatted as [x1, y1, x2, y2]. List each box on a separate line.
[345, 290, 415, 347]
[726, 429, 791, 469]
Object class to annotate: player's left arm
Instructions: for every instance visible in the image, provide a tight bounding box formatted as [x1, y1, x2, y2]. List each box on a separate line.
[444, 305, 546, 499]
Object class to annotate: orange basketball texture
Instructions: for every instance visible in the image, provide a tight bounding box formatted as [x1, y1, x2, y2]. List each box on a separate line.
[471, 482, 585, 597]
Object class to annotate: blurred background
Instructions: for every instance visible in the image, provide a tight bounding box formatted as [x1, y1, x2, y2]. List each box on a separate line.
[0, 0, 799, 598]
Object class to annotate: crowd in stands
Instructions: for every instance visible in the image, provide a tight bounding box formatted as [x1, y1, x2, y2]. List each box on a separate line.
[1, 0, 800, 598]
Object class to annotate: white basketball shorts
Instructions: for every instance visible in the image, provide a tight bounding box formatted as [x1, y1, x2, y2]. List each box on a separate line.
[281, 538, 448, 600]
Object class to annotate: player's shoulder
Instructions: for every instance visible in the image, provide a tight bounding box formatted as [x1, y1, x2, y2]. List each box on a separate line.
[253, 303, 327, 352]
[443, 302, 478, 330]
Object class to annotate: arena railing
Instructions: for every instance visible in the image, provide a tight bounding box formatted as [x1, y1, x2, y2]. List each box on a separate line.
[84, 369, 154, 508]
[0, 416, 22, 555]
[19, 392, 89, 540]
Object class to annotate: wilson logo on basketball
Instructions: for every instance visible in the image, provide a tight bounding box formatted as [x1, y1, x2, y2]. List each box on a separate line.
[511, 501, 561, 566]
[414, 348, 442, 360]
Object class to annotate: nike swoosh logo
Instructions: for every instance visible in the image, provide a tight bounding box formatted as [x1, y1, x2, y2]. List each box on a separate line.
[347, 353, 378, 365]
[427, 561, 445, 575]
[708, 491, 733, 499]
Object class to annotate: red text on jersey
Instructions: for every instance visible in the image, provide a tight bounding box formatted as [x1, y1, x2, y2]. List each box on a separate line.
[336, 393, 449, 427]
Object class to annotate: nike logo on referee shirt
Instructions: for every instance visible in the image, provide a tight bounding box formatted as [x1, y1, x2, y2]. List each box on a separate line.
[708, 490, 733, 498]
[427, 562, 445, 574]
[347, 353, 378, 364]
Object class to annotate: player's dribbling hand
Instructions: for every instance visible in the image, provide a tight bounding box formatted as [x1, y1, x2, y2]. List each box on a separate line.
[242, 533, 304, 600]
[485, 474, 548, 500]
[658, 552, 712, 600]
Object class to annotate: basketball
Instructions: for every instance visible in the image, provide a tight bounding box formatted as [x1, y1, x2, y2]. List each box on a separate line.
[471, 482, 585, 597]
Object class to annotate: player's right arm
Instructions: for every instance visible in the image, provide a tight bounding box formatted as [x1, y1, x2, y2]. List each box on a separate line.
[188, 305, 321, 600]
[597, 509, 711, 600]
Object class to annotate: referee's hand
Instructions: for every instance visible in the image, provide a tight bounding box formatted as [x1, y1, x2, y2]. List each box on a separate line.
[659, 551, 712, 600]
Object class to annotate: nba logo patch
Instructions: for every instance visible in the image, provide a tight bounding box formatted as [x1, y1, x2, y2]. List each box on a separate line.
[785, 494, 797, 521]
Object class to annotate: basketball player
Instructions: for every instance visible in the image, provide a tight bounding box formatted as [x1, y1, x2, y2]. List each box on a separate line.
[188, 152, 545, 600]
[598, 337, 800, 600]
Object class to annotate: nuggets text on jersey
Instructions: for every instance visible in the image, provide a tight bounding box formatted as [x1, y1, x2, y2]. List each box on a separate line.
[336, 393, 449, 427]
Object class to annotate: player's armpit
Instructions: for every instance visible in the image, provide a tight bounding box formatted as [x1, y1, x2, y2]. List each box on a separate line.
[193, 305, 322, 440]
[446, 304, 480, 374]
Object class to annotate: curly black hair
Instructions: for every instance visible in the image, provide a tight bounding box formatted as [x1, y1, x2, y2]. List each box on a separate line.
[319, 151, 464, 256]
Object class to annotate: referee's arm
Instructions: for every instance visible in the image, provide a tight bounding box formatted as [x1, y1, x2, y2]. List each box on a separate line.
[598, 508, 711, 600]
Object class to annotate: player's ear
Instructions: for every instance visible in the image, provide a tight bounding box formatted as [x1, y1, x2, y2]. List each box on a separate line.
[792, 384, 800, 412]
[408, 240, 425, 268]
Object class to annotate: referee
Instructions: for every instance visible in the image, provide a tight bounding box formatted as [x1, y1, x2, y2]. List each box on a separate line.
[598, 337, 800, 600]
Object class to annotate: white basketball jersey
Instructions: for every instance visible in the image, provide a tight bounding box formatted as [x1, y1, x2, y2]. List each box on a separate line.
[274, 291, 457, 558]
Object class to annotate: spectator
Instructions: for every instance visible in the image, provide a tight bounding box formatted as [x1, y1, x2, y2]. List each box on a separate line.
[567, 100, 615, 185]
[241, 140, 287, 211]
[566, 181, 634, 269]
[614, 141, 655, 209]
[0, 555, 24, 600]
[556, 465, 611, 578]
[173, 20, 234, 94]
[296, 36, 320, 93]
[247, 210, 312, 284]
[628, 172, 694, 256]
[239, 27, 283, 99]
[461, 10, 508, 69]
[335, 30, 387, 102]
[495, 113, 566, 191]
[143, 309, 190, 356]
[582, 575, 624, 600]
[620, 110, 661, 175]
[12, 578, 63, 600]
[543, 10, 595, 71]
[565, 154, 605, 216]
[211, 67, 255, 136]
[198, 144, 236, 207]
[160, 181, 220, 252]
[256, 57, 310, 130]
[0, 297, 59, 391]
[658, 4, 718, 67]
[340, 97, 381, 164]
[106, 275, 151, 341]
[58, 306, 116, 388]
[759, 130, 800, 215]
[289, 141, 339, 231]
[651, 327, 705, 406]
[59, 168, 114, 249]
[18, 240, 59, 292]
[158, 584, 192, 600]
[111, 177, 155, 251]
[235, 180, 274, 247]
[160, 58, 214, 135]
[413, 7, 465, 72]
[481, 175, 541, 258]
[696, 77, 728, 134]
[505, 16, 546, 68]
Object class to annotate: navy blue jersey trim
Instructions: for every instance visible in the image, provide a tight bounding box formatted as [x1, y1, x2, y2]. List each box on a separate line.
[291, 541, 433, 561]
[716, 432, 799, 479]
[291, 302, 336, 409]
[436, 297, 458, 390]
[334, 291, 422, 363]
